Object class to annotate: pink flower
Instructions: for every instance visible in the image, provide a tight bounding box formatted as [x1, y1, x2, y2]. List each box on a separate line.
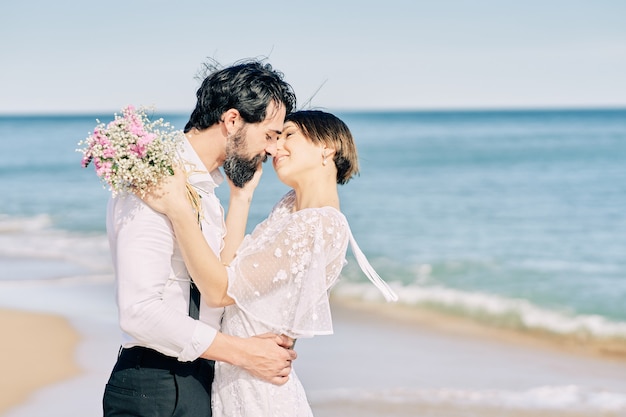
[129, 132, 156, 158]
[94, 159, 113, 181]
[102, 146, 116, 159]
[123, 105, 146, 136]
[93, 128, 111, 147]
[129, 143, 147, 158]
[81, 153, 93, 168]
[137, 133, 155, 147]
[129, 123, 145, 137]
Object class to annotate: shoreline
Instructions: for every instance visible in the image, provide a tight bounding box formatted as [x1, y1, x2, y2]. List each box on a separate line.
[0, 308, 82, 415]
[330, 294, 626, 363]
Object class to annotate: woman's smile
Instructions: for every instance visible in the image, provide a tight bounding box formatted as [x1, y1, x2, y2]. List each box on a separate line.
[272, 154, 288, 170]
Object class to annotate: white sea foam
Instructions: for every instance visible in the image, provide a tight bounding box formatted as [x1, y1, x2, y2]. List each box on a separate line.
[309, 385, 626, 413]
[334, 281, 626, 339]
[0, 215, 111, 278]
[0, 213, 52, 233]
[0, 273, 114, 287]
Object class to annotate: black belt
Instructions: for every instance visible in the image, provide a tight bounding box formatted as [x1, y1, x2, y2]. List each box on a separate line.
[116, 346, 209, 372]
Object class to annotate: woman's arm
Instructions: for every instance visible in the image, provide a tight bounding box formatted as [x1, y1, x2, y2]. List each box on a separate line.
[169, 202, 233, 307]
[221, 167, 262, 264]
[141, 168, 233, 307]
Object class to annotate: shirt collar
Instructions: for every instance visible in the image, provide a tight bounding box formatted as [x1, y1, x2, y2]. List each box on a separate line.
[179, 136, 224, 193]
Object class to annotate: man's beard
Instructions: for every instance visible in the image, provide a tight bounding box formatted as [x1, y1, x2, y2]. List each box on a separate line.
[223, 126, 267, 188]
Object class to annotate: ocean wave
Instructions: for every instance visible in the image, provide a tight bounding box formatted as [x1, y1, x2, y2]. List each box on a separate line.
[0, 273, 114, 287]
[0, 213, 53, 233]
[334, 282, 626, 340]
[0, 214, 111, 274]
[516, 258, 623, 274]
[308, 385, 626, 413]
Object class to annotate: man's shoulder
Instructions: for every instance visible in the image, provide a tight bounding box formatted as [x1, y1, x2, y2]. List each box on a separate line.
[107, 193, 169, 231]
[108, 193, 143, 215]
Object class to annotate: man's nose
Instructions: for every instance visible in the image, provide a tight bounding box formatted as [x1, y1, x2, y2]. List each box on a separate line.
[265, 141, 277, 157]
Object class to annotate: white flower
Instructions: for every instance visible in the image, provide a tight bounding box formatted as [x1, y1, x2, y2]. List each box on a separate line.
[273, 270, 287, 283]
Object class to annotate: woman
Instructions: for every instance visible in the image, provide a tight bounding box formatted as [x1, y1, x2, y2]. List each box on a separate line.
[142, 110, 397, 416]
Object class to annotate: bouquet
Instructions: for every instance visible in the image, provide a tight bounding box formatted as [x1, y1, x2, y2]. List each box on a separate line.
[77, 105, 184, 198]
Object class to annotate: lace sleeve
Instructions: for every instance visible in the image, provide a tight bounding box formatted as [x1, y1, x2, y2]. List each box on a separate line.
[226, 208, 349, 338]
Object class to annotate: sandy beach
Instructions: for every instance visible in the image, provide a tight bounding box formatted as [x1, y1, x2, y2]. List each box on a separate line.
[2, 295, 626, 417]
[0, 308, 81, 414]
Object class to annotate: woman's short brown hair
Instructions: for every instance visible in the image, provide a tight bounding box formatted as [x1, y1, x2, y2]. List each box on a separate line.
[284, 110, 359, 184]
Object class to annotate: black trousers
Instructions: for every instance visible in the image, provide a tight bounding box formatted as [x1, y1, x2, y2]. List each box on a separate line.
[102, 346, 214, 417]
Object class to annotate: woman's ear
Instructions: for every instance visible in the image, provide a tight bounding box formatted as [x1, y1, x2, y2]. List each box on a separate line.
[322, 147, 336, 166]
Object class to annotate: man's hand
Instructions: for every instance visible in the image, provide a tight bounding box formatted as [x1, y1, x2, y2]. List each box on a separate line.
[239, 333, 297, 385]
[203, 332, 297, 386]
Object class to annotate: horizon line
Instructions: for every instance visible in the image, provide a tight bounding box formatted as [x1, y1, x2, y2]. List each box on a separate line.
[1, 104, 625, 117]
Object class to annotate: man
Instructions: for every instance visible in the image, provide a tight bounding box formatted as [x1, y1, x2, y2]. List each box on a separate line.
[103, 60, 298, 416]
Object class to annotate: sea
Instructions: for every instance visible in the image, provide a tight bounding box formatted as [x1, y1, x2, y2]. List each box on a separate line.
[1, 108, 625, 415]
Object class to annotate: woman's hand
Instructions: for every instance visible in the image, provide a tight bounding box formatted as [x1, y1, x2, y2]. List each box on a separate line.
[140, 165, 191, 216]
[227, 162, 263, 203]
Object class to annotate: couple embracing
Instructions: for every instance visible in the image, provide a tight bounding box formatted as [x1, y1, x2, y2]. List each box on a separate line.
[103, 59, 397, 417]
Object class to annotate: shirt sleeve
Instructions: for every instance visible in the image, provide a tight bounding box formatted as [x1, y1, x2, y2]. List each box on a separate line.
[226, 208, 349, 339]
[107, 194, 217, 361]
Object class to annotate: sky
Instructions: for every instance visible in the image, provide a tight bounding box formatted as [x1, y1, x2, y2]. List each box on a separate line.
[1, 0, 625, 114]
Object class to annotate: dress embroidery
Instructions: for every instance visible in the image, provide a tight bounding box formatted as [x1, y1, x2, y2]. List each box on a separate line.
[211, 190, 349, 417]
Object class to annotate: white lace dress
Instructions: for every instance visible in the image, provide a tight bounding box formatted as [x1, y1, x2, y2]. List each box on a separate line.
[211, 190, 349, 417]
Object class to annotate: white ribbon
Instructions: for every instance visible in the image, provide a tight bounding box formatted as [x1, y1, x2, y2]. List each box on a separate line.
[348, 231, 399, 302]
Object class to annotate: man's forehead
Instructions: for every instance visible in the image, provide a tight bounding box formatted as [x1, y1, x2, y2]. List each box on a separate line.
[262, 102, 286, 133]
[266, 126, 283, 134]
[262, 115, 284, 132]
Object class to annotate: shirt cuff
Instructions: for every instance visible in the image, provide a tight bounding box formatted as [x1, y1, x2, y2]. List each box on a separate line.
[178, 321, 218, 362]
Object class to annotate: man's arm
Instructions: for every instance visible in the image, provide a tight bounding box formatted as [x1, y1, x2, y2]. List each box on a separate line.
[108, 195, 217, 360]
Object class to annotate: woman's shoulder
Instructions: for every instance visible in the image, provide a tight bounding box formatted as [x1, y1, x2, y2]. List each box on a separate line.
[296, 205, 347, 223]
[269, 191, 348, 230]
[269, 190, 296, 217]
[291, 206, 349, 243]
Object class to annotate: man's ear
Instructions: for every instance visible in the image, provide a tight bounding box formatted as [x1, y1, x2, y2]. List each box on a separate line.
[221, 109, 242, 134]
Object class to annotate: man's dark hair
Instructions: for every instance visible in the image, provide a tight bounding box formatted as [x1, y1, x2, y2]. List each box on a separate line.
[184, 59, 296, 133]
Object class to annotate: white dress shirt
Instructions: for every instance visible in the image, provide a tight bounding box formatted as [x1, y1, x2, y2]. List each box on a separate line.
[106, 137, 225, 362]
